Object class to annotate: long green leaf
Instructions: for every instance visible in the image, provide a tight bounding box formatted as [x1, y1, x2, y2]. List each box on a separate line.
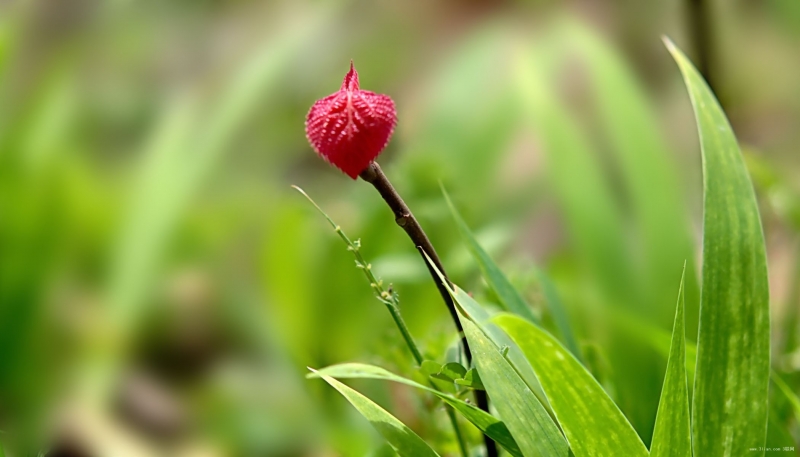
[456, 308, 568, 457]
[495, 314, 648, 457]
[309, 369, 440, 457]
[458, 308, 567, 457]
[309, 363, 522, 457]
[650, 266, 691, 457]
[665, 38, 771, 456]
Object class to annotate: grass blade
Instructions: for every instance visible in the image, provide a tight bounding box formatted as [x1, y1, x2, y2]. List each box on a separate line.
[650, 266, 691, 457]
[771, 372, 800, 422]
[533, 268, 583, 362]
[455, 292, 568, 457]
[309, 363, 522, 457]
[443, 186, 538, 323]
[443, 186, 582, 361]
[309, 369, 440, 457]
[665, 38, 771, 456]
[495, 314, 648, 457]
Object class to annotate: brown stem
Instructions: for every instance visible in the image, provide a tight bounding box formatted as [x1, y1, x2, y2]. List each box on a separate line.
[360, 161, 498, 457]
[359, 162, 464, 347]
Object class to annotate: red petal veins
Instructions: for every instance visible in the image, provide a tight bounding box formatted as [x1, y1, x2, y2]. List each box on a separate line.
[305, 62, 397, 179]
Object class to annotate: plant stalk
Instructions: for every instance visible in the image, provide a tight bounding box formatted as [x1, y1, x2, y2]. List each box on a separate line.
[359, 162, 498, 457]
[293, 185, 469, 456]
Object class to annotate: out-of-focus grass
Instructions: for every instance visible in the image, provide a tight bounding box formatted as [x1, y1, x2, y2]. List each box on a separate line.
[0, 0, 798, 455]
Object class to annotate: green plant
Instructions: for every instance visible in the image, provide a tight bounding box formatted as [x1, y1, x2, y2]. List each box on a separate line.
[297, 39, 784, 456]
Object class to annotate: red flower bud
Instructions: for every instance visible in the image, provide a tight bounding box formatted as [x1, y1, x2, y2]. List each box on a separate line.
[305, 61, 397, 179]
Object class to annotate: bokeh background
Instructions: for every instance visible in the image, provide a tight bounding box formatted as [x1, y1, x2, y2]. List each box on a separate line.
[1, 0, 799, 455]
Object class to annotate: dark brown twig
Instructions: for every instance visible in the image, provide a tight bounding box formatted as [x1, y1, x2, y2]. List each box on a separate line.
[359, 162, 463, 342]
[360, 161, 498, 457]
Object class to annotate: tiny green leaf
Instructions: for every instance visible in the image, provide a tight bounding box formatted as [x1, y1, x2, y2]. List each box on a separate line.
[309, 363, 523, 457]
[454, 368, 485, 390]
[420, 360, 443, 378]
[309, 368, 440, 457]
[650, 266, 691, 457]
[665, 38, 771, 456]
[431, 362, 468, 383]
[495, 314, 648, 457]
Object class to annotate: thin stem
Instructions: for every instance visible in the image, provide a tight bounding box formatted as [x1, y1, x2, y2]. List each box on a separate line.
[359, 162, 467, 357]
[359, 162, 498, 457]
[292, 185, 424, 363]
[293, 185, 468, 456]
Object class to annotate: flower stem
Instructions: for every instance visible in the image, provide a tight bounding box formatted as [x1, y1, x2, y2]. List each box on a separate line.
[293, 185, 469, 456]
[359, 162, 498, 457]
[358, 163, 465, 353]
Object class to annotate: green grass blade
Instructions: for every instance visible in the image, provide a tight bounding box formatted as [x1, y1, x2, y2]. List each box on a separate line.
[771, 372, 800, 422]
[309, 363, 523, 457]
[665, 38, 771, 456]
[495, 314, 648, 457]
[650, 266, 691, 457]
[309, 369, 440, 457]
[456, 293, 568, 457]
[533, 268, 583, 362]
[562, 22, 699, 332]
[443, 187, 538, 324]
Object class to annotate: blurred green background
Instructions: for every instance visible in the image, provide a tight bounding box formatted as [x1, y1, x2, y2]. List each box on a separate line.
[1, 0, 799, 455]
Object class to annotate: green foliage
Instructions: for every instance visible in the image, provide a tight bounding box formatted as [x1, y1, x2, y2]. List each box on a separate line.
[310, 369, 440, 457]
[308, 363, 522, 457]
[456, 297, 568, 457]
[443, 187, 539, 324]
[495, 314, 648, 457]
[665, 39, 772, 456]
[650, 267, 691, 457]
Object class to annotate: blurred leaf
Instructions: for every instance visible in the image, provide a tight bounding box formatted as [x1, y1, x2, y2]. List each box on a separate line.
[444, 185, 582, 361]
[771, 372, 800, 422]
[309, 369, 440, 457]
[766, 411, 796, 452]
[561, 22, 699, 330]
[309, 363, 522, 457]
[650, 266, 691, 457]
[534, 269, 583, 361]
[443, 186, 539, 324]
[516, 38, 656, 440]
[455, 290, 568, 457]
[515, 40, 633, 308]
[610, 310, 697, 379]
[665, 38, 771, 456]
[495, 314, 648, 457]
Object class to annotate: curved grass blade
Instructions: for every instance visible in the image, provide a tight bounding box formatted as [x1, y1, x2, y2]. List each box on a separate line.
[665, 38, 771, 456]
[771, 372, 800, 422]
[443, 186, 538, 324]
[650, 265, 691, 457]
[309, 363, 522, 457]
[495, 314, 648, 457]
[309, 369, 440, 457]
[442, 187, 582, 369]
[533, 268, 583, 361]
